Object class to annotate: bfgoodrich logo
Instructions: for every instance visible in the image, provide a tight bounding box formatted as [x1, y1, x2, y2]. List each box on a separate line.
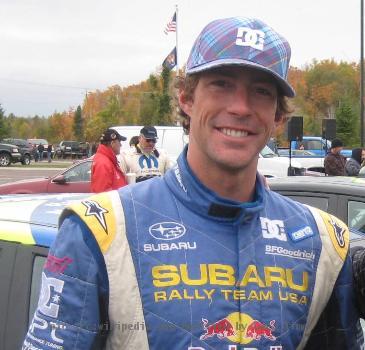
[149, 222, 186, 240]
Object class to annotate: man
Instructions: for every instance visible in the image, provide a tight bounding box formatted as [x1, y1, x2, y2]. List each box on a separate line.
[119, 126, 172, 182]
[23, 18, 363, 350]
[37, 143, 44, 161]
[345, 148, 365, 176]
[47, 144, 52, 163]
[91, 128, 127, 192]
[324, 138, 346, 175]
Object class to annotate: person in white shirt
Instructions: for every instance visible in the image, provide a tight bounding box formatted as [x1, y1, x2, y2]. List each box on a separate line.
[119, 126, 173, 182]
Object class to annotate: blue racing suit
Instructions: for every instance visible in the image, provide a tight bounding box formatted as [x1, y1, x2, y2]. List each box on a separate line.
[23, 148, 364, 350]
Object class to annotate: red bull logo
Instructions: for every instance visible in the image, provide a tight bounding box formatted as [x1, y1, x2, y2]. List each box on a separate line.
[44, 255, 73, 274]
[200, 318, 236, 340]
[246, 319, 276, 341]
[199, 312, 276, 345]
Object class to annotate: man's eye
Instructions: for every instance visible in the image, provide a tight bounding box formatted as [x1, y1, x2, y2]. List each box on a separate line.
[211, 80, 229, 87]
[255, 87, 274, 96]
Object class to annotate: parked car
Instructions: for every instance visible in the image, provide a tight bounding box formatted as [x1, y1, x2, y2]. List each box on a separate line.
[55, 140, 85, 159]
[1, 178, 365, 348]
[2, 138, 33, 165]
[269, 176, 365, 246]
[0, 142, 22, 166]
[0, 192, 89, 349]
[0, 158, 92, 194]
[277, 137, 352, 173]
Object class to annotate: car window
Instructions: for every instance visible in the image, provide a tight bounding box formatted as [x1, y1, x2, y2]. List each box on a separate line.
[306, 140, 322, 150]
[159, 129, 188, 160]
[63, 161, 91, 182]
[261, 145, 278, 158]
[348, 201, 365, 235]
[284, 195, 329, 212]
[28, 255, 46, 324]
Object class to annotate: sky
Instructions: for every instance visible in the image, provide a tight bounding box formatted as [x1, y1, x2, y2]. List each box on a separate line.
[0, 0, 362, 117]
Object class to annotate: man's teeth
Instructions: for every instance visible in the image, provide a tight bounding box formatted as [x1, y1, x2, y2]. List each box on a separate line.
[221, 128, 248, 137]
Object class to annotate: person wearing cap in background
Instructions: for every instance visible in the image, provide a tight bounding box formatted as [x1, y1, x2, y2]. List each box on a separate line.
[324, 138, 346, 176]
[119, 125, 173, 183]
[91, 128, 127, 192]
[345, 147, 365, 176]
[23, 17, 363, 350]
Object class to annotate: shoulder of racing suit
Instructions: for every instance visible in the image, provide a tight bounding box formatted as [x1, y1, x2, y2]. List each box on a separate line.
[22, 191, 149, 350]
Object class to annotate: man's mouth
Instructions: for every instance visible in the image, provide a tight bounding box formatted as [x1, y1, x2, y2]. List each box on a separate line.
[219, 128, 249, 138]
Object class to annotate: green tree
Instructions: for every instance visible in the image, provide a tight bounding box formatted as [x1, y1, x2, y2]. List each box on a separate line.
[156, 67, 172, 125]
[290, 60, 359, 138]
[0, 104, 10, 139]
[335, 100, 359, 147]
[85, 95, 123, 140]
[73, 105, 83, 140]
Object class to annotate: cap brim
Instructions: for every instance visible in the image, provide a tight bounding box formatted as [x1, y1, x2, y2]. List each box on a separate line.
[186, 59, 295, 98]
[120, 136, 127, 141]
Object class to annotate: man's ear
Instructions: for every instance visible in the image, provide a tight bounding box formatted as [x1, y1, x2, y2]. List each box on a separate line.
[178, 90, 193, 117]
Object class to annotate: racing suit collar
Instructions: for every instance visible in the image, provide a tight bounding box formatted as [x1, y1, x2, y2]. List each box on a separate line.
[165, 146, 265, 223]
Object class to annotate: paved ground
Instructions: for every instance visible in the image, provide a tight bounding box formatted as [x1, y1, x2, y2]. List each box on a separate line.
[0, 163, 69, 185]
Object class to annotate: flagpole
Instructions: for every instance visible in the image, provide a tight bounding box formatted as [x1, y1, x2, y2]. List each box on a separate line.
[175, 4, 179, 75]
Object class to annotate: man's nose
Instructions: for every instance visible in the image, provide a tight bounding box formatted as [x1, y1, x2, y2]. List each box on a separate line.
[226, 86, 251, 116]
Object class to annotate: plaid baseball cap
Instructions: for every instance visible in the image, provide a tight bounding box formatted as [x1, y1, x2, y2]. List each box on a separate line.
[186, 17, 295, 97]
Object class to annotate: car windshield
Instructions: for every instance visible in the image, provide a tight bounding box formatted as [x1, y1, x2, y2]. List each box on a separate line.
[62, 161, 91, 182]
[28, 139, 48, 145]
[260, 145, 278, 158]
[63, 141, 79, 147]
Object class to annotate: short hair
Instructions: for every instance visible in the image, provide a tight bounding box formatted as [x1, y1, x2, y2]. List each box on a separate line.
[129, 135, 139, 147]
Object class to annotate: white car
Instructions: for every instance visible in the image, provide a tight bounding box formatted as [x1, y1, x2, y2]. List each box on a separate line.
[258, 145, 304, 177]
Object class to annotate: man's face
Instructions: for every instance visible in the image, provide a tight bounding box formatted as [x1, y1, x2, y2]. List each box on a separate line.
[180, 66, 279, 172]
[332, 146, 343, 154]
[110, 139, 121, 155]
[139, 135, 156, 154]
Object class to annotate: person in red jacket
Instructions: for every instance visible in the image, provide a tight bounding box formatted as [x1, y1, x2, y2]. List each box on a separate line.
[91, 128, 127, 193]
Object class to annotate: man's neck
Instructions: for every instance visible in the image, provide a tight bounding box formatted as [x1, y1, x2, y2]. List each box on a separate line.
[187, 151, 257, 203]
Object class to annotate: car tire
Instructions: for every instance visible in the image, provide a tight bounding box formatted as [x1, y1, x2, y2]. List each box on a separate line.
[0, 153, 11, 166]
[21, 154, 31, 165]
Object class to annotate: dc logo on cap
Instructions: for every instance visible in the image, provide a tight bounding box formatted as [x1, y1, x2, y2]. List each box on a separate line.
[235, 27, 265, 51]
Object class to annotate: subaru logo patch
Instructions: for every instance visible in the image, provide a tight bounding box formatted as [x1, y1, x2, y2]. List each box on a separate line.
[149, 222, 186, 240]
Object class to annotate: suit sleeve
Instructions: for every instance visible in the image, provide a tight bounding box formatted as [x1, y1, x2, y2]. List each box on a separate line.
[351, 247, 365, 318]
[304, 252, 364, 349]
[22, 215, 109, 350]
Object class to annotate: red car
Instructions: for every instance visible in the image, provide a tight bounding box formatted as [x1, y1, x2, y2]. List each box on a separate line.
[0, 158, 92, 194]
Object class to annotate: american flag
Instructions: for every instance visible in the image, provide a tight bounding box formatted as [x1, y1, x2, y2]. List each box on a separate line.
[164, 12, 176, 35]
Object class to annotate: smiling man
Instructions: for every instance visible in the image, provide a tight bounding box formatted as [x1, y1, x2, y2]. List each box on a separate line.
[119, 126, 173, 182]
[23, 17, 363, 350]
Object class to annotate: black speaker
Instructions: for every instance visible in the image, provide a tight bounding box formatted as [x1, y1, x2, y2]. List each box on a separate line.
[322, 119, 336, 139]
[287, 116, 303, 141]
